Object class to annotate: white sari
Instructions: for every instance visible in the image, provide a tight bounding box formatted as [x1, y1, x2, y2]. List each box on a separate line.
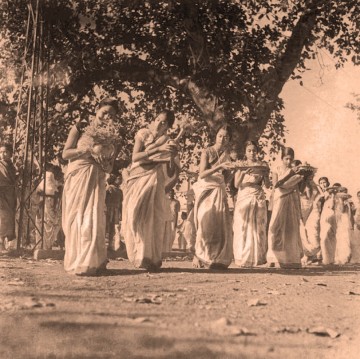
[193, 148, 233, 269]
[63, 156, 107, 275]
[233, 161, 268, 267]
[267, 166, 303, 268]
[122, 128, 175, 269]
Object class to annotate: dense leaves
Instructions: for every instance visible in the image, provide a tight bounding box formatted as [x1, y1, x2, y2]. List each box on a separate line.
[0, 0, 359, 169]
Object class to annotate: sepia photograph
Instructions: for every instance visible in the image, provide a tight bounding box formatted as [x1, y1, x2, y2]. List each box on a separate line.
[0, 0, 359, 358]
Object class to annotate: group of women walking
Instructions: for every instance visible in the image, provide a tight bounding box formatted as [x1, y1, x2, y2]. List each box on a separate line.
[61, 99, 360, 275]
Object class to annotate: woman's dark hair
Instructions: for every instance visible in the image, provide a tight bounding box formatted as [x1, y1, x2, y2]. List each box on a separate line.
[318, 177, 330, 186]
[0, 143, 13, 155]
[332, 182, 341, 187]
[244, 140, 259, 152]
[281, 147, 295, 159]
[99, 98, 119, 113]
[216, 124, 232, 141]
[158, 109, 175, 128]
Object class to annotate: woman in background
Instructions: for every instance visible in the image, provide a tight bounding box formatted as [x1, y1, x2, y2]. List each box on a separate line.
[267, 147, 304, 268]
[192, 125, 234, 269]
[320, 183, 341, 265]
[334, 187, 353, 265]
[350, 191, 360, 263]
[233, 140, 270, 267]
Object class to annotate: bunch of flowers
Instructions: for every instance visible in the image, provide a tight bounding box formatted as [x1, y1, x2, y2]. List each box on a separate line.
[77, 122, 119, 159]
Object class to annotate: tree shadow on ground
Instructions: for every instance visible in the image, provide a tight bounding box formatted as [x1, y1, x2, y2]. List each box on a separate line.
[103, 264, 360, 277]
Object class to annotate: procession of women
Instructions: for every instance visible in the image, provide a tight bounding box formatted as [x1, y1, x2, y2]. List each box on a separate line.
[1, 98, 360, 276]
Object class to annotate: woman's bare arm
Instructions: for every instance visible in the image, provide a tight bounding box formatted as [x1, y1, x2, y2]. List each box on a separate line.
[62, 126, 88, 160]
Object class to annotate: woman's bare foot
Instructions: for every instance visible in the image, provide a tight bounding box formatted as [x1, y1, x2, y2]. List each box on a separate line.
[301, 255, 310, 266]
[192, 256, 203, 268]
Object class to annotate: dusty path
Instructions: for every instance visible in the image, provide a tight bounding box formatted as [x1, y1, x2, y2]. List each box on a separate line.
[0, 254, 359, 359]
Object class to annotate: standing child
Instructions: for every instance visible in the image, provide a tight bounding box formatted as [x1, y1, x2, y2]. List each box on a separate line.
[105, 174, 122, 251]
[177, 212, 188, 251]
[163, 189, 180, 252]
[0, 144, 17, 251]
[267, 147, 304, 268]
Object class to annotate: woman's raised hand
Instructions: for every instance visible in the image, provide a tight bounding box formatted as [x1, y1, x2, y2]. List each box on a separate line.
[159, 141, 178, 154]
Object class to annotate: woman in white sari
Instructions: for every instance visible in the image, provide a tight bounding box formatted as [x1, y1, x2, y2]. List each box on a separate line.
[320, 183, 341, 265]
[350, 191, 360, 263]
[62, 99, 118, 276]
[192, 125, 234, 269]
[122, 110, 179, 270]
[298, 171, 321, 264]
[233, 141, 270, 267]
[267, 147, 304, 268]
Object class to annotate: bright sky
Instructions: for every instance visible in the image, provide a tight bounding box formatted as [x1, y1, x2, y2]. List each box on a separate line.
[281, 53, 360, 197]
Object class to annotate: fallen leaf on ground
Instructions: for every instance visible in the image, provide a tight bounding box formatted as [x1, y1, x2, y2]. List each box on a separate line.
[135, 295, 162, 304]
[8, 281, 25, 286]
[302, 278, 309, 282]
[316, 283, 327, 287]
[210, 318, 256, 337]
[307, 326, 340, 339]
[133, 317, 151, 323]
[247, 299, 267, 307]
[348, 291, 360, 296]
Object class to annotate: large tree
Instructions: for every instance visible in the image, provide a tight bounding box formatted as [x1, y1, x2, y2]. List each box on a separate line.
[1, 0, 359, 169]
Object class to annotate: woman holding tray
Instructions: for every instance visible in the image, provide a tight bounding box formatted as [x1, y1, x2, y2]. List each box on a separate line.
[122, 110, 180, 270]
[192, 125, 234, 269]
[267, 147, 304, 268]
[233, 141, 270, 267]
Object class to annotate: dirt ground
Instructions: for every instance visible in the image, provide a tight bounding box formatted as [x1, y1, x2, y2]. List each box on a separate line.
[0, 253, 359, 359]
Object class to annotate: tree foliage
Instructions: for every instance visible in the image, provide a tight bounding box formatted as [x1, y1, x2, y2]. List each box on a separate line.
[0, 0, 359, 170]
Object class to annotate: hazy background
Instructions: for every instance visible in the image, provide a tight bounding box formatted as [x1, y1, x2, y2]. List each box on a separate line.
[282, 52, 360, 196]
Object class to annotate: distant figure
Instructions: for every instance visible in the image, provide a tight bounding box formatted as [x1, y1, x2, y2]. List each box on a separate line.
[62, 98, 119, 275]
[350, 191, 360, 263]
[192, 125, 234, 269]
[105, 174, 123, 251]
[334, 187, 353, 265]
[233, 141, 270, 267]
[0, 144, 17, 251]
[177, 212, 188, 251]
[36, 164, 63, 250]
[320, 183, 341, 265]
[267, 147, 304, 269]
[163, 189, 180, 252]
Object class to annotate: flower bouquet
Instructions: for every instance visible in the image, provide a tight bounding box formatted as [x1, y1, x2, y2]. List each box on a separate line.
[77, 122, 118, 161]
